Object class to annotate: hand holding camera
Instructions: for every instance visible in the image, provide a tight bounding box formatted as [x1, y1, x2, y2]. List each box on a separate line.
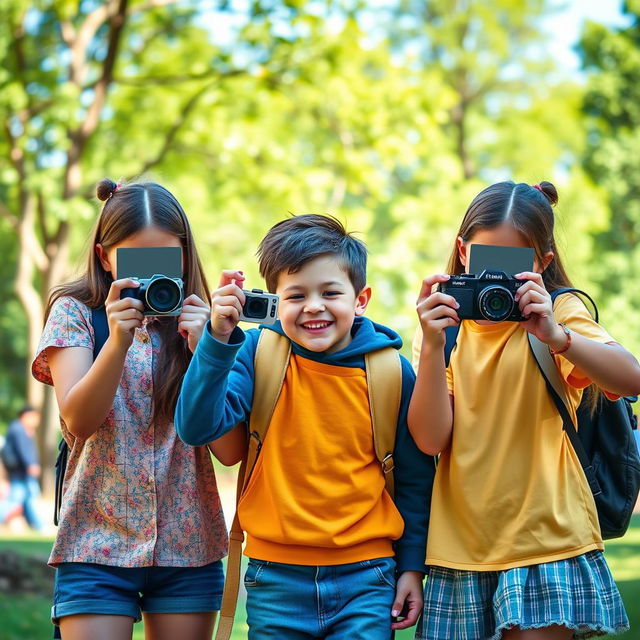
[421, 268, 558, 348]
[113, 246, 196, 350]
[512, 271, 560, 345]
[210, 270, 279, 343]
[418, 245, 558, 352]
[105, 278, 145, 351]
[178, 294, 210, 354]
[112, 246, 213, 352]
[210, 270, 246, 342]
[416, 274, 461, 351]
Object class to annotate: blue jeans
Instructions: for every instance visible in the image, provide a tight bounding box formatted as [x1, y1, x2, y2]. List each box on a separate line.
[0, 475, 43, 530]
[244, 557, 397, 639]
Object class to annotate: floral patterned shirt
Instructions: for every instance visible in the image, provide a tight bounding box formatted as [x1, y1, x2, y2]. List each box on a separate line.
[32, 296, 228, 568]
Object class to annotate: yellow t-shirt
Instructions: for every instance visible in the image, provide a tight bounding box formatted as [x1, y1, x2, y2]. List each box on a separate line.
[412, 293, 616, 570]
[238, 354, 404, 565]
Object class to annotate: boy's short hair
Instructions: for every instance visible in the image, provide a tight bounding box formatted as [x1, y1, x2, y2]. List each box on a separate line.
[257, 214, 367, 293]
[18, 405, 37, 417]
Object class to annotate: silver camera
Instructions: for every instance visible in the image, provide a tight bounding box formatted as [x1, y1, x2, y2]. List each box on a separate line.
[116, 247, 183, 317]
[240, 289, 279, 325]
[121, 275, 184, 316]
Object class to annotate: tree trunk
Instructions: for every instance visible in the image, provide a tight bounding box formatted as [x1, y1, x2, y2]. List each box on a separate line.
[15, 201, 45, 408]
[39, 386, 59, 498]
[13, 192, 72, 498]
[38, 224, 72, 497]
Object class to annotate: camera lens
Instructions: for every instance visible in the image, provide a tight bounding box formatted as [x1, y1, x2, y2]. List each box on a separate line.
[478, 285, 514, 322]
[146, 277, 182, 314]
[244, 296, 268, 319]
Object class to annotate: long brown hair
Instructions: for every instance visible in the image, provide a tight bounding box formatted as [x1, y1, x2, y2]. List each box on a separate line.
[445, 180, 599, 410]
[46, 178, 210, 424]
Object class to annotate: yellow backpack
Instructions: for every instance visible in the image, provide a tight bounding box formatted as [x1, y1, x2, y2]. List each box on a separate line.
[214, 329, 403, 640]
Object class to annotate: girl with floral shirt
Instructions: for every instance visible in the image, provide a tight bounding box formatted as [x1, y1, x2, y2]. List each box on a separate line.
[32, 178, 246, 640]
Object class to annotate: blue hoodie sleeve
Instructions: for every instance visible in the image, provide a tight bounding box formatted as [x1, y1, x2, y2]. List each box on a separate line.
[392, 355, 435, 574]
[175, 324, 259, 446]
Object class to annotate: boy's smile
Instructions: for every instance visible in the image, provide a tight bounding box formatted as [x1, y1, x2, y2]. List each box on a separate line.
[275, 255, 370, 353]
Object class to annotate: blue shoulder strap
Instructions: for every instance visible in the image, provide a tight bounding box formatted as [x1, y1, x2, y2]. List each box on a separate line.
[91, 306, 109, 358]
[443, 324, 460, 367]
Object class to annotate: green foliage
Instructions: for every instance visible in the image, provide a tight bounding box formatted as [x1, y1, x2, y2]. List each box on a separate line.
[579, 6, 640, 352]
[0, 0, 638, 425]
[0, 219, 27, 427]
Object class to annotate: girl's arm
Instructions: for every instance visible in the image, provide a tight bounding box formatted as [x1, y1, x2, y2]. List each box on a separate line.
[208, 423, 248, 466]
[47, 279, 144, 440]
[547, 332, 640, 397]
[516, 272, 640, 396]
[407, 274, 459, 456]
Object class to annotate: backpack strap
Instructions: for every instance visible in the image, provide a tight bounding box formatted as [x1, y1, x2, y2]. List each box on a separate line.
[365, 347, 403, 498]
[215, 329, 290, 640]
[527, 292, 603, 497]
[550, 288, 599, 323]
[443, 324, 460, 367]
[54, 306, 109, 526]
[53, 439, 68, 527]
[250, 330, 292, 446]
[91, 307, 109, 358]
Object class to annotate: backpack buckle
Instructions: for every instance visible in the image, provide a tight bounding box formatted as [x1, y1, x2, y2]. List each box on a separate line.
[381, 453, 394, 474]
[584, 465, 603, 496]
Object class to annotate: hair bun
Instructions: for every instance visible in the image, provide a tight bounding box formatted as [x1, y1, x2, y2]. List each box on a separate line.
[97, 178, 119, 201]
[536, 181, 558, 206]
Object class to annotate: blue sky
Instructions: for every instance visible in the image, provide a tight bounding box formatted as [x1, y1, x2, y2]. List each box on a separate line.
[545, 0, 630, 70]
[199, 0, 631, 74]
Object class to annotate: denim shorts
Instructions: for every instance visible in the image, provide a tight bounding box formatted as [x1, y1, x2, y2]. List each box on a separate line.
[52, 560, 224, 624]
[244, 556, 397, 639]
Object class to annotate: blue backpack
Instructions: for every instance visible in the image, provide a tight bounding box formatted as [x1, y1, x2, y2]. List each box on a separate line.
[53, 307, 109, 525]
[444, 288, 640, 540]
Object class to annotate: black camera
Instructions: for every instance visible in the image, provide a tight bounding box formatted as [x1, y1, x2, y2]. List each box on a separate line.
[438, 270, 526, 322]
[121, 275, 184, 316]
[240, 289, 279, 325]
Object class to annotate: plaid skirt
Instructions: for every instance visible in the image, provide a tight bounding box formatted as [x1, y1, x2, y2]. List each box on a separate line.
[416, 551, 629, 640]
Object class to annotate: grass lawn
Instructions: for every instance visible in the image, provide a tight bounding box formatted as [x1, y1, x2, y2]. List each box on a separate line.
[1, 515, 639, 639]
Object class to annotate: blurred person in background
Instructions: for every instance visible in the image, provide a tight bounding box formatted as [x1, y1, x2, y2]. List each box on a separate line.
[0, 405, 43, 531]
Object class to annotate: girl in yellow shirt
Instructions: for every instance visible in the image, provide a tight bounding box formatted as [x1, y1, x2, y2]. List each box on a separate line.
[409, 180, 640, 640]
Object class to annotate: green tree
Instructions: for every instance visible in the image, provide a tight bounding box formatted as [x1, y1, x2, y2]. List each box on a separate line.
[2, 0, 628, 489]
[579, 1, 640, 352]
[0, 0, 292, 483]
[388, 0, 556, 179]
[355, 0, 606, 340]
[0, 0, 456, 485]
